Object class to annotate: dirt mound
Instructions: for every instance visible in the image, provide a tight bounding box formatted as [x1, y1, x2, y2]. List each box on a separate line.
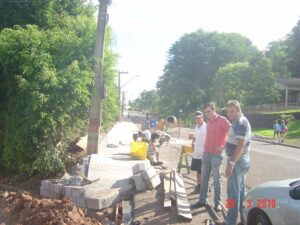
[0, 191, 101, 225]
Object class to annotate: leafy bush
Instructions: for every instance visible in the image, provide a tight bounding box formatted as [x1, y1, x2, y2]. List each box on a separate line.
[0, 24, 95, 175]
[0, 5, 119, 175]
[278, 113, 295, 124]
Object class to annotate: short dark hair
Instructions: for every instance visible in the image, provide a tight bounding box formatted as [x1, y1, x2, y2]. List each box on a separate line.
[151, 133, 160, 142]
[203, 102, 216, 111]
[195, 111, 203, 117]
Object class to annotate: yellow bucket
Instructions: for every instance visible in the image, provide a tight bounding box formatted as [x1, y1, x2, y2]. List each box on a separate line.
[182, 145, 193, 153]
[130, 141, 148, 160]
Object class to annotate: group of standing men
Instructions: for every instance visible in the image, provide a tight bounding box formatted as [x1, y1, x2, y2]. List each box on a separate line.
[190, 101, 251, 225]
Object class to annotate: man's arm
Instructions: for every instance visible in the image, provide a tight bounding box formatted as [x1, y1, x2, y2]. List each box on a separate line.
[191, 137, 195, 151]
[217, 118, 231, 153]
[225, 138, 245, 177]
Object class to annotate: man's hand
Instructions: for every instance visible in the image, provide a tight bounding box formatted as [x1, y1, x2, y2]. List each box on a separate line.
[217, 146, 224, 154]
[225, 164, 234, 177]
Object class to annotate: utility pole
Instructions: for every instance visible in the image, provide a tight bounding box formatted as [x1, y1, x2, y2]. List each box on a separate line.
[118, 71, 128, 122]
[179, 109, 182, 138]
[87, 0, 110, 155]
[122, 91, 125, 117]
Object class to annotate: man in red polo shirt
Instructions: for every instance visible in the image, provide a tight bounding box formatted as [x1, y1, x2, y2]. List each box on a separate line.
[192, 102, 230, 212]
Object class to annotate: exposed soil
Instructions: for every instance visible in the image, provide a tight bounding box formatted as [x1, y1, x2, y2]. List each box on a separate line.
[0, 191, 102, 225]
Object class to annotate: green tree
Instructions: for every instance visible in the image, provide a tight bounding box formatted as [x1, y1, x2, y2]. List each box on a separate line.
[212, 62, 250, 107]
[212, 55, 280, 108]
[245, 55, 280, 105]
[286, 19, 300, 78]
[157, 30, 259, 116]
[132, 90, 159, 113]
[0, 0, 94, 30]
[266, 40, 290, 77]
[102, 27, 119, 131]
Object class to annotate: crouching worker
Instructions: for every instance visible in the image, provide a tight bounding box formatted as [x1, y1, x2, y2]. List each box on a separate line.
[143, 131, 163, 166]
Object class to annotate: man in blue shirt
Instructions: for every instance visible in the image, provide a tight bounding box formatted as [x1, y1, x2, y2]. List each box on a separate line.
[216, 100, 251, 225]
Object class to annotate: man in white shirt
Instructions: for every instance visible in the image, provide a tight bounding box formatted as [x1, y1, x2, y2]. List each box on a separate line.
[191, 111, 207, 192]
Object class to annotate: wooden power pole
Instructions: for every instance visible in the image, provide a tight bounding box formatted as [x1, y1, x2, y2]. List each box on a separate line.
[87, 0, 110, 155]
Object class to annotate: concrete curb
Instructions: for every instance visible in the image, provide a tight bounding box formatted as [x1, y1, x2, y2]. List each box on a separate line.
[252, 136, 300, 149]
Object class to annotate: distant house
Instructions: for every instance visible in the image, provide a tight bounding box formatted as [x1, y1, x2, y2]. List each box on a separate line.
[276, 78, 300, 106]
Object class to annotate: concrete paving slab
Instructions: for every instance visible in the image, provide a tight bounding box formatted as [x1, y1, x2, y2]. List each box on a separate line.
[84, 121, 146, 210]
[132, 161, 151, 175]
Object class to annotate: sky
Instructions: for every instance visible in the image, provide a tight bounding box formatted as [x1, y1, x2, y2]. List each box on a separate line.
[95, 0, 300, 102]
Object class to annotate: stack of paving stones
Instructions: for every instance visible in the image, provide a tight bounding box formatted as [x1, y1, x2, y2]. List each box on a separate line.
[40, 179, 66, 200]
[131, 160, 161, 191]
[40, 176, 89, 209]
[40, 176, 126, 210]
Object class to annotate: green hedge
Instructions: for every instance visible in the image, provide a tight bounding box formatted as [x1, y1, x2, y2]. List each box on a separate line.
[0, 20, 118, 175]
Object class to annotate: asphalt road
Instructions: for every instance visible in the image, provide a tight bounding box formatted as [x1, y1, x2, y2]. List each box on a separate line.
[246, 141, 300, 188]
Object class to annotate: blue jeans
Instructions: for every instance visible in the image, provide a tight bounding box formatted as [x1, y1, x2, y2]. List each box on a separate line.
[225, 154, 250, 225]
[199, 152, 224, 206]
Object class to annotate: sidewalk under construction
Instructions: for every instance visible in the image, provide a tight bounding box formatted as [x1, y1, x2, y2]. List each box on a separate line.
[39, 117, 228, 224]
[87, 118, 227, 224]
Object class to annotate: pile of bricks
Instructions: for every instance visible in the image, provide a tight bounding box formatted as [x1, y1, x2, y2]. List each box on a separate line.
[131, 160, 161, 191]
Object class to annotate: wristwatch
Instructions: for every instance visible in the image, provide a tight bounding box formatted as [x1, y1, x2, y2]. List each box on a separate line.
[229, 160, 235, 166]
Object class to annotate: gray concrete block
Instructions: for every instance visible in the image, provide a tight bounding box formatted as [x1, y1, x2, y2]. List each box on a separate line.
[40, 187, 51, 197]
[63, 186, 85, 197]
[53, 183, 64, 194]
[49, 183, 56, 193]
[142, 167, 161, 189]
[41, 180, 51, 190]
[85, 189, 119, 210]
[64, 186, 73, 196]
[141, 167, 157, 183]
[50, 192, 62, 199]
[68, 195, 86, 208]
[132, 160, 151, 175]
[132, 174, 147, 191]
[71, 186, 85, 197]
[149, 174, 161, 189]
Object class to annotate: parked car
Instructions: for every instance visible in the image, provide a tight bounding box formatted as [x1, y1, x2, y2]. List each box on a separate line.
[242, 178, 300, 225]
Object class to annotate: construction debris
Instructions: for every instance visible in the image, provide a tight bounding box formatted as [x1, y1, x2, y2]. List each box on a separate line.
[0, 191, 102, 225]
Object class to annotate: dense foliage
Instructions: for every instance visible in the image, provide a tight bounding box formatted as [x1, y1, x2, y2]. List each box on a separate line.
[0, 1, 119, 175]
[266, 18, 300, 78]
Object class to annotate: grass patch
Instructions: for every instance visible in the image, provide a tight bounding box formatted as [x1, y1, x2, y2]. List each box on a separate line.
[252, 128, 273, 138]
[253, 120, 300, 145]
[286, 120, 300, 139]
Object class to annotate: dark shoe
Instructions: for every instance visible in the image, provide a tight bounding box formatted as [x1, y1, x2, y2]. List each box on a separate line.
[215, 221, 226, 225]
[191, 202, 206, 209]
[214, 204, 222, 212]
[152, 161, 163, 166]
